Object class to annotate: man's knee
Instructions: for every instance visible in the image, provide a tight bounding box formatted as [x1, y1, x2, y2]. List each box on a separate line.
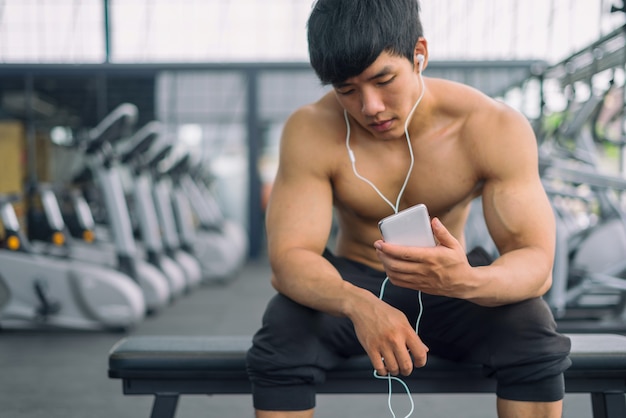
[485, 298, 571, 402]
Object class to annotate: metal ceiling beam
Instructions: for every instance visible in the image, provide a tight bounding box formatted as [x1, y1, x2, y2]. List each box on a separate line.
[0, 59, 544, 75]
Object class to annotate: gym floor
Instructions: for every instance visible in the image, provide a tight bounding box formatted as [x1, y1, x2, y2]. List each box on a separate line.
[1, 257, 592, 418]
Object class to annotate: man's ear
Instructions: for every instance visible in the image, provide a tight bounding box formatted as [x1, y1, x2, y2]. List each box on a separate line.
[416, 54, 425, 71]
[413, 37, 429, 71]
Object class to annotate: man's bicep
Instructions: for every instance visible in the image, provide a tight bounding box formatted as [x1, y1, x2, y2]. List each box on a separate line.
[476, 104, 555, 253]
[482, 177, 555, 256]
[265, 130, 335, 259]
[267, 174, 334, 248]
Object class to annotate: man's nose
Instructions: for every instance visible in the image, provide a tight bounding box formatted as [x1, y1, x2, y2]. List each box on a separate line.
[361, 90, 384, 116]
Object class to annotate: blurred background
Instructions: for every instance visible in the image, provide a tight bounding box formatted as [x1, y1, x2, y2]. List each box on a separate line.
[2, 0, 626, 257]
[2, 0, 626, 328]
[3, 2, 626, 417]
[0, 0, 620, 62]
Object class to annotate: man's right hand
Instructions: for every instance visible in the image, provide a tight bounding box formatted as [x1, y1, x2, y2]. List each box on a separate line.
[348, 292, 429, 376]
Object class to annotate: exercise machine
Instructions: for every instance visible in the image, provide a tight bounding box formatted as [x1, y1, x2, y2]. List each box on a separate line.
[165, 151, 248, 282]
[137, 133, 204, 287]
[71, 103, 171, 312]
[117, 121, 195, 293]
[0, 193, 146, 331]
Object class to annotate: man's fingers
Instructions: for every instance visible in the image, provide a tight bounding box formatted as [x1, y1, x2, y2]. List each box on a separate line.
[407, 340, 429, 368]
[370, 349, 400, 376]
[373, 350, 417, 376]
[431, 217, 454, 248]
[380, 351, 400, 375]
[370, 353, 387, 376]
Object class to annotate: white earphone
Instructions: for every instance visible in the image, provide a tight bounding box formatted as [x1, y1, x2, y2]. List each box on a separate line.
[344, 52, 426, 213]
[416, 53, 424, 72]
[342, 49, 428, 418]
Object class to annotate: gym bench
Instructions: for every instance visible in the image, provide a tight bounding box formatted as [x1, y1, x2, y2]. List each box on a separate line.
[108, 333, 626, 418]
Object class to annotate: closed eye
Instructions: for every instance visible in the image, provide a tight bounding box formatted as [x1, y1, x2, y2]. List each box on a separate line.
[378, 76, 395, 86]
[336, 88, 355, 96]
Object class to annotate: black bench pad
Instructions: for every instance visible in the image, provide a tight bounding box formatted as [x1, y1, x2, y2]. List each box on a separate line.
[108, 333, 626, 417]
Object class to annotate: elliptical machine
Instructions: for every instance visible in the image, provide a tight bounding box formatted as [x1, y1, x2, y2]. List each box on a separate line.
[70, 103, 171, 313]
[0, 193, 146, 331]
[136, 133, 203, 287]
[116, 121, 193, 294]
[165, 150, 248, 282]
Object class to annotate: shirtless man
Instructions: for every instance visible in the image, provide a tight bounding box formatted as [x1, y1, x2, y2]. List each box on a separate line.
[246, 1, 572, 417]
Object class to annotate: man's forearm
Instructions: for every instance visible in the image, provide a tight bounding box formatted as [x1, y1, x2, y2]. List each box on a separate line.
[464, 246, 553, 307]
[270, 248, 373, 317]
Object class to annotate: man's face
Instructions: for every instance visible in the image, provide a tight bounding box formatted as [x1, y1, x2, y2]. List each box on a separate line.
[333, 51, 421, 141]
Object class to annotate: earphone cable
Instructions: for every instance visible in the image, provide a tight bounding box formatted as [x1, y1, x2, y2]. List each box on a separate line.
[343, 67, 426, 418]
[343, 69, 425, 215]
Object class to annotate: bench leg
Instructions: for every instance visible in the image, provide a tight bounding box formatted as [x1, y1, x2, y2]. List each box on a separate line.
[591, 392, 626, 418]
[150, 393, 179, 418]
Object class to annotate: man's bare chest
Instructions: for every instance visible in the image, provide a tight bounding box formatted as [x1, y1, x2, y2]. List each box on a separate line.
[332, 147, 480, 222]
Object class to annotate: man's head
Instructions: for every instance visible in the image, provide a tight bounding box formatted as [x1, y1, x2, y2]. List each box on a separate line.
[307, 0, 424, 86]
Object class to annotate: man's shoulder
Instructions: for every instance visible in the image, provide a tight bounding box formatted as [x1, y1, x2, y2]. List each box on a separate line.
[430, 78, 498, 109]
[279, 92, 346, 160]
[285, 92, 344, 133]
[430, 78, 525, 127]
[292, 91, 340, 117]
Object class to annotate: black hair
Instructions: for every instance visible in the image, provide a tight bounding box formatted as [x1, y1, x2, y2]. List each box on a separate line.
[307, 0, 424, 86]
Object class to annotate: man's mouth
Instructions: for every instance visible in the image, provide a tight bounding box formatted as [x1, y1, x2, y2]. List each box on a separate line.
[369, 119, 394, 132]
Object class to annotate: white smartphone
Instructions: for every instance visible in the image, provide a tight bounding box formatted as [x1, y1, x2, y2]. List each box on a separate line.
[378, 204, 436, 247]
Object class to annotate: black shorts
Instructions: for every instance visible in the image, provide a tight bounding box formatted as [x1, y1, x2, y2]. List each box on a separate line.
[246, 248, 572, 411]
